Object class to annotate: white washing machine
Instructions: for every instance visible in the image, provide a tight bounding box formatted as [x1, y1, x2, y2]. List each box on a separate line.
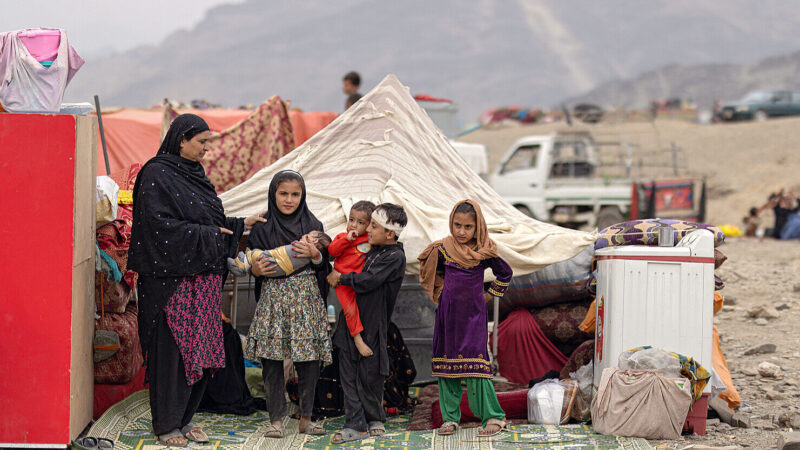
[593, 230, 715, 388]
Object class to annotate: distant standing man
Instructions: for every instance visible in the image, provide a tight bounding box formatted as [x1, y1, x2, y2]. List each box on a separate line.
[343, 71, 362, 110]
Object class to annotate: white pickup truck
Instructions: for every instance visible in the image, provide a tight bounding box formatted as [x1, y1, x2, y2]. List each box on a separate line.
[489, 130, 696, 229]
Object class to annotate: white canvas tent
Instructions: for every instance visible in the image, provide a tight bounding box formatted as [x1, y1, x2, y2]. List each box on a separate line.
[221, 75, 596, 275]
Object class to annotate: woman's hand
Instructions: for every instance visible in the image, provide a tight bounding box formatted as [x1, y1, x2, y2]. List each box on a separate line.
[251, 256, 278, 277]
[292, 240, 321, 261]
[244, 210, 267, 230]
[219, 227, 234, 235]
[484, 292, 494, 303]
[327, 269, 341, 288]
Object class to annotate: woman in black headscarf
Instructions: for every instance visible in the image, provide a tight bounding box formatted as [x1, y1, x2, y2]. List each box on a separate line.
[244, 170, 332, 438]
[129, 114, 265, 446]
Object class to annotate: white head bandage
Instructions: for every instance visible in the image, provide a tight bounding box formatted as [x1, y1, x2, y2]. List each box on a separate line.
[372, 208, 405, 235]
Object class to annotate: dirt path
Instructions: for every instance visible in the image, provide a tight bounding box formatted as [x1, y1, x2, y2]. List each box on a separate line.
[654, 237, 799, 448]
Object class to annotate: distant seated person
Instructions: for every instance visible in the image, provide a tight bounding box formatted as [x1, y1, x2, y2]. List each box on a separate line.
[763, 189, 800, 239]
[742, 207, 762, 237]
[228, 230, 332, 277]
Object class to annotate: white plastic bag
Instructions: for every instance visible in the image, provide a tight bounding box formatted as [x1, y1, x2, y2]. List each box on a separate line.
[96, 176, 119, 227]
[570, 362, 594, 400]
[618, 347, 681, 378]
[527, 379, 566, 424]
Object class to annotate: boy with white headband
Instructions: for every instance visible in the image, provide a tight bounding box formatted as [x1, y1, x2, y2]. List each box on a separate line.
[327, 203, 408, 444]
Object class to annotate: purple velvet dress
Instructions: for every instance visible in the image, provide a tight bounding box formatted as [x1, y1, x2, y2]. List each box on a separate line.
[431, 247, 512, 379]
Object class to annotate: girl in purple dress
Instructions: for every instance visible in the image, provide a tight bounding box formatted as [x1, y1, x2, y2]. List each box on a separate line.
[418, 200, 513, 437]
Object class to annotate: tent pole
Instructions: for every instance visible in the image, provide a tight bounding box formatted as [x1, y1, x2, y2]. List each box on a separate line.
[94, 95, 111, 175]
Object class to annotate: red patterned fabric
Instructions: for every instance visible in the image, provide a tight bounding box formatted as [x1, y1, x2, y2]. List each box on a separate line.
[94, 302, 143, 384]
[493, 308, 568, 384]
[529, 300, 594, 357]
[201, 96, 295, 192]
[165, 274, 225, 385]
[95, 272, 132, 314]
[93, 366, 147, 419]
[431, 389, 528, 427]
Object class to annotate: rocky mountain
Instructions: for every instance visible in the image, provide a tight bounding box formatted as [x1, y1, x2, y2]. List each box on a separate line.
[64, 0, 800, 121]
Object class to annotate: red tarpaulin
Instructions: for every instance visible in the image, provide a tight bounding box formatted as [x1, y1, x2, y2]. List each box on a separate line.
[94, 101, 337, 181]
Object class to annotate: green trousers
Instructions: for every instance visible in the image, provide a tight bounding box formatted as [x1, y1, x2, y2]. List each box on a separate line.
[437, 377, 505, 427]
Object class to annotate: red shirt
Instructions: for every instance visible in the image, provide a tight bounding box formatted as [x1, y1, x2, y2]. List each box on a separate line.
[329, 232, 371, 273]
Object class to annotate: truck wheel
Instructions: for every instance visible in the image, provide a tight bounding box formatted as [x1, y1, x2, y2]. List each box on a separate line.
[754, 109, 768, 121]
[596, 207, 624, 230]
[515, 205, 534, 218]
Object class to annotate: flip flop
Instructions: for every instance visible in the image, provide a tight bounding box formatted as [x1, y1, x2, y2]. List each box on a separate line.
[331, 428, 369, 444]
[181, 424, 209, 443]
[73, 437, 114, 449]
[368, 421, 386, 436]
[300, 421, 327, 436]
[264, 422, 285, 439]
[72, 437, 97, 450]
[477, 418, 506, 437]
[157, 429, 188, 447]
[436, 421, 459, 436]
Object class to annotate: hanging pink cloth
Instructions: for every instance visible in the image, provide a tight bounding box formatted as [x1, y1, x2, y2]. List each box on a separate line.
[17, 29, 61, 62]
[0, 28, 84, 112]
[492, 308, 568, 384]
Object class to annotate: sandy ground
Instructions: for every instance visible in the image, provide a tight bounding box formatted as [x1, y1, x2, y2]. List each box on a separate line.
[460, 118, 800, 447]
[652, 237, 800, 448]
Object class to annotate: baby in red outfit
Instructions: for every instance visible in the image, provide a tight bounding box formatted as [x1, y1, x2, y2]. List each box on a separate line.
[328, 201, 375, 357]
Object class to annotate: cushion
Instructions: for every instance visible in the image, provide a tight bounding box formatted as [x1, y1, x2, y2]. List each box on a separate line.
[499, 246, 593, 317]
[560, 339, 595, 380]
[595, 219, 725, 250]
[94, 303, 143, 384]
[95, 273, 132, 314]
[529, 300, 594, 357]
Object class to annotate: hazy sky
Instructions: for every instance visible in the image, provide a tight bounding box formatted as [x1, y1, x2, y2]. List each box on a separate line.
[0, 1, 240, 58]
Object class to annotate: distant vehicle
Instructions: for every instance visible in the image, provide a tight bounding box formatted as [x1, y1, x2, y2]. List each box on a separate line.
[572, 103, 604, 123]
[718, 90, 800, 121]
[489, 131, 705, 229]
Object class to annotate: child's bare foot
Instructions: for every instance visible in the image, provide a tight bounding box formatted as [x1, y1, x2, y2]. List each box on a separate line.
[354, 334, 373, 357]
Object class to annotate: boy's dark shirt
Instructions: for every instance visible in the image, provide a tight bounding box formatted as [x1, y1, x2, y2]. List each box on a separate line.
[333, 242, 406, 376]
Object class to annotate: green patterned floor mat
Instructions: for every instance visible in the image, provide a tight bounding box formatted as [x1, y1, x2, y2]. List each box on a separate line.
[89, 389, 653, 449]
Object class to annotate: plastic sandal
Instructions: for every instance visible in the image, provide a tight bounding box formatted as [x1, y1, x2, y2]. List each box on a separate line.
[263, 422, 285, 439]
[73, 437, 97, 450]
[157, 429, 188, 447]
[331, 428, 369, 444]
[437, 421, 459, 436]
[181, 424, 209, 443]
[477, 418, 506, 437]
[300, 421, 327, 436]
[73, 437, 114, 449]
[368, 421, 386, 436]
